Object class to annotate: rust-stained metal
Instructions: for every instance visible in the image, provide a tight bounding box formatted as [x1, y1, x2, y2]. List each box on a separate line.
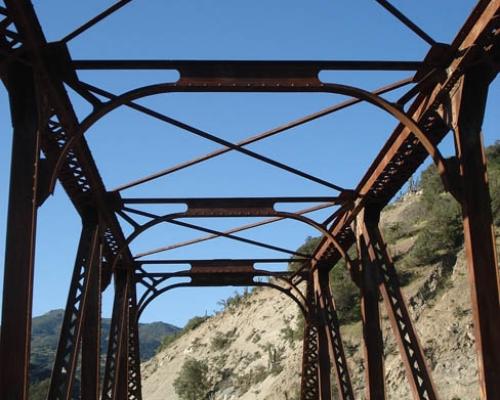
[47, 218, 101, 400]
[300, 278, 321, 400]
[356, 210, 386, 400]
[0, 1, 499, 399]
[315, 270, 355, 400]
[102, 269, 130, 400]
[127, 284, 143, 400]
[81, 240, 103, 400]
[362, 211, 438, 400]
[108, 78, 412, 192]
[0, 60, 40, 400]
[133, 202, 336, 258]
[449, 63, 500, 400]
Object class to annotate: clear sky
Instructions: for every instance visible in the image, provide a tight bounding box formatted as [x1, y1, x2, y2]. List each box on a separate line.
[0, 0, 498, 328]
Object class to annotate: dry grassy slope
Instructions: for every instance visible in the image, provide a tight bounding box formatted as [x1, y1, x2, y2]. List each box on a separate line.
[142, 193, 495, 400]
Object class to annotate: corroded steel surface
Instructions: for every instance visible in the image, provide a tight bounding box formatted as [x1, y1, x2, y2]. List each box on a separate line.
[0, 1, 498, 399]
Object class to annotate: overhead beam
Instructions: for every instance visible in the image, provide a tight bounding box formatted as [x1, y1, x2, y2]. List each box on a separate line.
[73, 59, 424, 71]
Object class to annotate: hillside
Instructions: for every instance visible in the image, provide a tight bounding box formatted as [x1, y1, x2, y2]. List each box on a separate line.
[141, 143, 500, 399]
[28, 309, 179, 391]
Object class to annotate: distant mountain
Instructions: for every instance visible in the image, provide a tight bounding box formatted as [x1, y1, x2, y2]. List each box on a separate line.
[29, 309, 180, 385]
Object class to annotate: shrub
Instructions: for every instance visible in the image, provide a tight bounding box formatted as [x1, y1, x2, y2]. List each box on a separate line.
[486, 141, 500, 225]
[173, 358, 210, 400]
[329, 259, 361, 323]
[288, 236, 322, 271]
[280, 314, 304, 344]
[290, 237, 360, 324]
[408, 165, 462, 266]
[29, 379, 50, 400]
[217, 288, 251, 311]
[156, 315, 209, 353]
[210, 328, 237, 351]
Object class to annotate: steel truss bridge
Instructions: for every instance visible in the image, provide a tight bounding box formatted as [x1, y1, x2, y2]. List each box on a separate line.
[0, 1, 499, 399]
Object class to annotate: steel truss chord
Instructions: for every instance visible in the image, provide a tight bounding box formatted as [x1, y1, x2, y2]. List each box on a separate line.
[47, 217, 102, 400]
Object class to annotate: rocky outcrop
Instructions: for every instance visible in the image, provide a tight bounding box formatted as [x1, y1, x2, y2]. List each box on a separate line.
[142, 196, 488, 400]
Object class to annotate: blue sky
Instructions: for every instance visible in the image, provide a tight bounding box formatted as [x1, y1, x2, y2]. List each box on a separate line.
[0, 0, 498, 327]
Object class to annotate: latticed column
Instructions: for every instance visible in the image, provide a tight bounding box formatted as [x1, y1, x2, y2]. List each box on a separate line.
[300, 278, 321, 400]
[102, 269, 131, 400]
[357, 206, 438, 400]
[356, 209, 386, 400]
[81, 238, 103, 400]
[316, 269, 355, 400]
[369, 224, 438, 400]
[47, 215, 102, 400]
[127, 282, 143, 400]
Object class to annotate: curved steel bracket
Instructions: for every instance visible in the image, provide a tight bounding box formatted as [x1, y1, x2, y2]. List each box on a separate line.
[49, 79, 450, 194]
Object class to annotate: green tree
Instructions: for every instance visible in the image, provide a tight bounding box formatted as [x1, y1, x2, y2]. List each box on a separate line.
[288, 236, 322, 271]
[173, 358, 210, 400]
[289, 237, 360, 323]
[329, 259, 360, 323]
[485, 141, 500, 225]
[409, 164, 462, 265]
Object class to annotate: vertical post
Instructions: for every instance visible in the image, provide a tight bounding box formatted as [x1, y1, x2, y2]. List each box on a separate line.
[356, 209, 386, 400]
[451, 63, 500, 400]
[300, 278, 320, 400]
[47, 216, 101, 400]
[316, 269, 355, 400]
[102, 269, 130, 400]
[81, 241, 103, 400]
[367, 223, 438, 399]
[116, 316, 129, 400]
[315, 295, 332, 400]
[0, 61, 40, 400]
[127, 282, 143, 400]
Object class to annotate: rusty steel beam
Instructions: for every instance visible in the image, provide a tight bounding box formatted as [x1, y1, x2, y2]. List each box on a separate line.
[315, 270, 355, 400]
[126, 285, 143, 400]
[356, 210, 386, 400]
[365, 216, 438, 400]
[71, 86, 345, 192]
[73, 59, 424, 71]
[0, 61, 40, 400]
[122, 196, 344, 205]
[109, 78, 411, 192]
[81, 241, 103, 400]
[102, 270, 131, 400]
[300, 279, 321, 400]
[137, 258, 306, 265]
[47, 218, 101, 400]
[133, 203, 335, 258]
[122, 207, 310, 258]
[134, 267, 309, 319]
[450, 63, 500, 400]
[313, 271, 333, 400]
